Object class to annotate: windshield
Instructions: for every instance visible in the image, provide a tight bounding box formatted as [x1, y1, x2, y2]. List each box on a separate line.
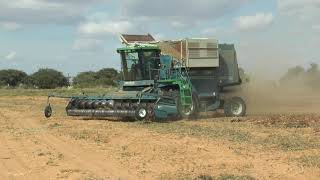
[120, 50, 160, 81]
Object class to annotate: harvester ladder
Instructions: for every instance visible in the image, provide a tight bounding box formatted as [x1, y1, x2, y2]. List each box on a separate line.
[178, 71, 193, 110]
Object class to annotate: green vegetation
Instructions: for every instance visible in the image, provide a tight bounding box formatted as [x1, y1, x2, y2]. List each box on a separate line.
[73, 68, 120, 88]
[30, 68, 69, 89]
[0, 69, 28, 87]
[0, 67, 120, 90]
[0, 87, 116, 96]
[73, 71, 97, 88]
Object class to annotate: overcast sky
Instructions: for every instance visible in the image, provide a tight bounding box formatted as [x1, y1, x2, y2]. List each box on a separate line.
[0, 0, 319, 79]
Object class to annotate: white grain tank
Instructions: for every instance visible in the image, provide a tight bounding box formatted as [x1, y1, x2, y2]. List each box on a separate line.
[185, 38, 219, 68]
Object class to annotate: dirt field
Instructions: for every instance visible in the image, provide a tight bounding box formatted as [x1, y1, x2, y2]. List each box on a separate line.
[0, 96, 320, 180]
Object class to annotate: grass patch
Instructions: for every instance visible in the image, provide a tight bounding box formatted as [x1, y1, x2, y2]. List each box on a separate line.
[48, 123, 63, 129]
[251, 114, 320, 129]
[133, 122, 252, 143]
[257, 134, 319, 151]
[297, 155, 320, 168]
[174, 174, 255, 180]
[133, 121, 320, 152]
[70, 129, 91, 140]
[69, 129, 109, 143]
[196, 175, 213, 180]
[215, 174, 255, 180]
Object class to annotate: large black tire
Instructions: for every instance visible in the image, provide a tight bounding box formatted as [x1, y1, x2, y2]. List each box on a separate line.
[224, 97, 246, 117]
[177, 92, 199, 119]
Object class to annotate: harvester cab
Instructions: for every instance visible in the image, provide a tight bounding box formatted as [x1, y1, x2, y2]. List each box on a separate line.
[44, 34, 246, 121]
[117, 44, 162, 89]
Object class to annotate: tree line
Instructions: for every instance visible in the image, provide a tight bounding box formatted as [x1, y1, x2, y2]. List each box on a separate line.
[1, 63, 319, 90]
[0, 68, 120, 89]
[280, 63, 320, 90]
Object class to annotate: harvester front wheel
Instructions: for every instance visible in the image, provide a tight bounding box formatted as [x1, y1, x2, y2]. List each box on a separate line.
[224, 97, 246, 117]
[177, 93, 199, 119]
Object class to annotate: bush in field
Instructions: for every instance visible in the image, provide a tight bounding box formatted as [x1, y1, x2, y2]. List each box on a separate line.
[0, 69, 29, 87]
[305, 63, 320, 89]
[280, 63, 320, 90]
[73, 68, 119, 88]
[97, 68, 118, 79]
[96, 68, 119, 86]
[73, 71, 98, 88]
[30, 68, 69, 89]
[280, 66, 305, 84]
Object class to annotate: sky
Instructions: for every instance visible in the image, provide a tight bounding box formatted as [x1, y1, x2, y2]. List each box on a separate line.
[0, 0, 319, 79]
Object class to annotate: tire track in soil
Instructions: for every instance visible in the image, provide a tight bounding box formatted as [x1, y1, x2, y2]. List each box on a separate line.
[0, 111, 34, 180]
[0, 109, 138, 180]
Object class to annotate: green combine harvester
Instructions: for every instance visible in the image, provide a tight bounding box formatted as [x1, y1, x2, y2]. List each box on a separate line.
[44, 34, 246, 121]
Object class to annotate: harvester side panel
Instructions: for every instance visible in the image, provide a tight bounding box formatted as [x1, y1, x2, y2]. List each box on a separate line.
[218, 44, 241, 86]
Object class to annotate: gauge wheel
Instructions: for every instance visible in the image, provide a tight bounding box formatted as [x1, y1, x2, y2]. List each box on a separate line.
[44, 105, 52, 118]
[135, 105, 148, 121]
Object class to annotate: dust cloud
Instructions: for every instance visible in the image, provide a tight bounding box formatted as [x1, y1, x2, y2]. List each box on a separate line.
[238, 65, 320, 115]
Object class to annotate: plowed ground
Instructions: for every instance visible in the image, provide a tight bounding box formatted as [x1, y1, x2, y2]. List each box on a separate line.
[0, 96, 319, 180]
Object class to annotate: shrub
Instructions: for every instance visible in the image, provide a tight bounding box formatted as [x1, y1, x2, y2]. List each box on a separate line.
[30, 68, 69, 89]
[73, 68, 119, 88]
[73, 71, 98, 88]
[0, 69, 29, 87]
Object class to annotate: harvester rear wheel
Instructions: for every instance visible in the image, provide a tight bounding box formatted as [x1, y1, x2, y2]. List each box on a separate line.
[224, 97, 246, 117]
